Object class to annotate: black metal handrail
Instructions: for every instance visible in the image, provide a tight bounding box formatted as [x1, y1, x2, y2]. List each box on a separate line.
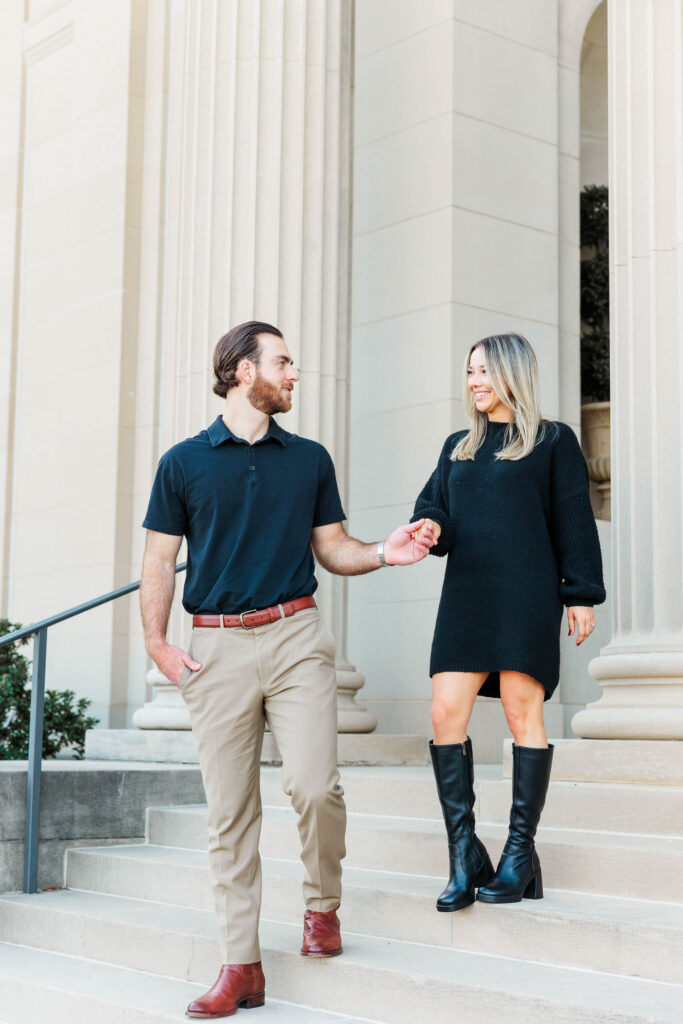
[0, 561, 187, 894]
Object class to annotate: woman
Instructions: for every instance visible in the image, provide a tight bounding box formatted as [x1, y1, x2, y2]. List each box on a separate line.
[412, 333, 605, 912]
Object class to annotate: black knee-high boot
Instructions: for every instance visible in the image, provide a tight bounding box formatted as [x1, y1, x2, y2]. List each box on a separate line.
[429, 738, 495, 912]
[476, 743, 554, 904]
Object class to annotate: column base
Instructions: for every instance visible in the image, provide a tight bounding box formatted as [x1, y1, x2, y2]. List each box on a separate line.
[336, 662, 377, 733]
[132, 669, 191, 730]
[572, 650, 683, 740]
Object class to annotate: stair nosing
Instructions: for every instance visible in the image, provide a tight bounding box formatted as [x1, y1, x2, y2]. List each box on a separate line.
[64, 845, 683, 922]
[1, 894, 682, 1015]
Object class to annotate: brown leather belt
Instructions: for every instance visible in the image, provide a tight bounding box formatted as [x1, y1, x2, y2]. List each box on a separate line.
[193, 595, 316, 630]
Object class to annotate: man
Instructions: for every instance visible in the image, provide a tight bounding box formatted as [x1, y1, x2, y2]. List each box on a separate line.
[140, 321, 434, 1018]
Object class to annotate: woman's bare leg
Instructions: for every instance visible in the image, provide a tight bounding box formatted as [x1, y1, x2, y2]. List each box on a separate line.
[499, 671, 548, 748]
[431, 671, 488, 744]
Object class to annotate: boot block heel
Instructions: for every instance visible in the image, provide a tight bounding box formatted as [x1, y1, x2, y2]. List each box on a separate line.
[523, 870, 543, 900]
[240, 992, 266, 1009]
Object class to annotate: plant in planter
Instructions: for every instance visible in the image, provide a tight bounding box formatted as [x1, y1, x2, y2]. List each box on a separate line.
[0, 618, 99, 759]
[580, 184, 611, 520]
[580, 184, 610, 403]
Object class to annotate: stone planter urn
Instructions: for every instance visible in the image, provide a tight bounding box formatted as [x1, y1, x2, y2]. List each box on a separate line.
[580, 401, 611, 520]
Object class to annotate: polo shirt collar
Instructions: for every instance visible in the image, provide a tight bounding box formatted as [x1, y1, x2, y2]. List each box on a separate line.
[207, 415, 289, 447]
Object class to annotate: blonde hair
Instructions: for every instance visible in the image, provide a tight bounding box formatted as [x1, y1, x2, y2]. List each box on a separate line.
[451, 334, 547, 461]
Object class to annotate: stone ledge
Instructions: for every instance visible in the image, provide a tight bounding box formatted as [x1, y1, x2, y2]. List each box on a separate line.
[503, 738, 683, 785]
[0, 761, 205, 893]
[0, 838, 141, 896]
[85, 729, 431, 766]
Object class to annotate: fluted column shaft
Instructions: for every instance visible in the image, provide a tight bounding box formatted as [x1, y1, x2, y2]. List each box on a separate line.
[137, 0, 375, 731]
[573, 0, 683, 739]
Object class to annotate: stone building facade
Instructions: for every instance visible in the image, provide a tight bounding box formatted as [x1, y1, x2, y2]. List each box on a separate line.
[1, 0, 681, 752]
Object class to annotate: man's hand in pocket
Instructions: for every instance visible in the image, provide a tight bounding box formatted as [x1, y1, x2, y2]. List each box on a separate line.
[148, 641, 202, 685]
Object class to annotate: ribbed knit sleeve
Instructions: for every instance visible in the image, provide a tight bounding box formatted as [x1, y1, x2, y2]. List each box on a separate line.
[411, 434, 459, 557]
[549, 423, 606, 607]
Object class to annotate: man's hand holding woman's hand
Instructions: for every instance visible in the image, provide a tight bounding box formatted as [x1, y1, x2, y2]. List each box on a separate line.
[147, 641, 202, 685]
[382, 518, 440, 565]
[411, 517, 441, 546]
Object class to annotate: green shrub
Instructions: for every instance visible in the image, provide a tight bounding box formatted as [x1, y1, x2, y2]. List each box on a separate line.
[0, 619, 99, 760]
[580, 184, 610, 403]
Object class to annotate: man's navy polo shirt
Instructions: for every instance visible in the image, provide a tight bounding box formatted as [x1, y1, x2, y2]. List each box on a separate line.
[142, 416, 345, 614]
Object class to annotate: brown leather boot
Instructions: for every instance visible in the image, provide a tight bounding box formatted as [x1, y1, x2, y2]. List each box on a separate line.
[186, 963, 265, 1018]
[300, 908, 342, 957]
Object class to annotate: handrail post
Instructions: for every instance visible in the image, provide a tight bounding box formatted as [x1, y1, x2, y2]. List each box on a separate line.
[23, 627, 47, 893]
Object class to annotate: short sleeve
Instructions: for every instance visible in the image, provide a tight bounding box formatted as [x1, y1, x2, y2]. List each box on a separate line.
[549, 423, 606, 607]
[142, 451, 188, 536]
[312, 449, 346, 527]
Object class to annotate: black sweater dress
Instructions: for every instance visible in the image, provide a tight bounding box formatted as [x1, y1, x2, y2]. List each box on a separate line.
[412, 420, 606, 700]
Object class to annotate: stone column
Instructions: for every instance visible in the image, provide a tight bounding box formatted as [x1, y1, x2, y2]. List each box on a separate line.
[135, 0, 374, 732]
[572, 0, 683, 739]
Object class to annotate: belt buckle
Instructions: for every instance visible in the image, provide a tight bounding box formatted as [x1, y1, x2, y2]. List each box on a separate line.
[238, 608, 258, 629]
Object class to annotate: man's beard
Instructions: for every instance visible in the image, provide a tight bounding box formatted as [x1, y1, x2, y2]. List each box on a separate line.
[247, 369, 292, 415]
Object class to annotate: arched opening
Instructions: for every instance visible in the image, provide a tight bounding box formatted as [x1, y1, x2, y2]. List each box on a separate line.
[580, 3, 608, 188]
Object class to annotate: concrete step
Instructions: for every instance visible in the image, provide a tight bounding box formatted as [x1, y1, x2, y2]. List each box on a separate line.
[260, 765, 445, 818]
[257, 765, 683, 836]
[1, 890, 682, 1024]
[146, 804, 683, 903]
[0, 759, 205, 892]
[64, 843, 683, 984]
[517, 739, 683, 785]
[86, 729, 431, 766]
[0, 941, 369, 1024]
[478, 778, 683, 836]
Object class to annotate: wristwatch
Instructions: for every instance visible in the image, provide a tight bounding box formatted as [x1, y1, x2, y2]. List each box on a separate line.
[377, 541, 392, 567]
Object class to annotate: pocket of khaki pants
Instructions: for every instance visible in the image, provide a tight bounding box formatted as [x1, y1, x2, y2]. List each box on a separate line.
[317, 618, 337, 663]
[177, 640, 197, 688]
[177, 663, 193, 688]
[177, 632, 210, 689]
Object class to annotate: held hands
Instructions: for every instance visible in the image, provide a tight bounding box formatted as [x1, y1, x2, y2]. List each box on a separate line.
[412, 518, 441, 546]
[567, 607, 596, 646]
[148, 641, 201, 685]
[382, 518, 440, 565]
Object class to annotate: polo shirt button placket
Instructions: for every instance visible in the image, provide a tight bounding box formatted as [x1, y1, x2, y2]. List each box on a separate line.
[248, 447, 256, 483]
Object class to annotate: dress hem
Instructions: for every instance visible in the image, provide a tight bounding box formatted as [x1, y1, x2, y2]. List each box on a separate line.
[429, 663, 555, 702]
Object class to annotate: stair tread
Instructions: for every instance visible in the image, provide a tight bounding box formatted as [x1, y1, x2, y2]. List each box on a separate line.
[65, 844, 683, 928]
[259, 763, 683, 794]
[259, 765, 501, 780]
[162, 763, 683, 791]
[2, 889, 682, 1020]
[149, 771, 683, 837]
[0, 941, 369, 1023]
[149, 802, 683, 846]
[264, 765, 683, 791]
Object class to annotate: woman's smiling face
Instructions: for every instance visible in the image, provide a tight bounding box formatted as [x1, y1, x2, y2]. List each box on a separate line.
[467, 346, 512, 421]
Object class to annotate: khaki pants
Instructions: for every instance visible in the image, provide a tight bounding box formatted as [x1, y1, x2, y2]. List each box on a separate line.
[177, 605, 346, 964]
